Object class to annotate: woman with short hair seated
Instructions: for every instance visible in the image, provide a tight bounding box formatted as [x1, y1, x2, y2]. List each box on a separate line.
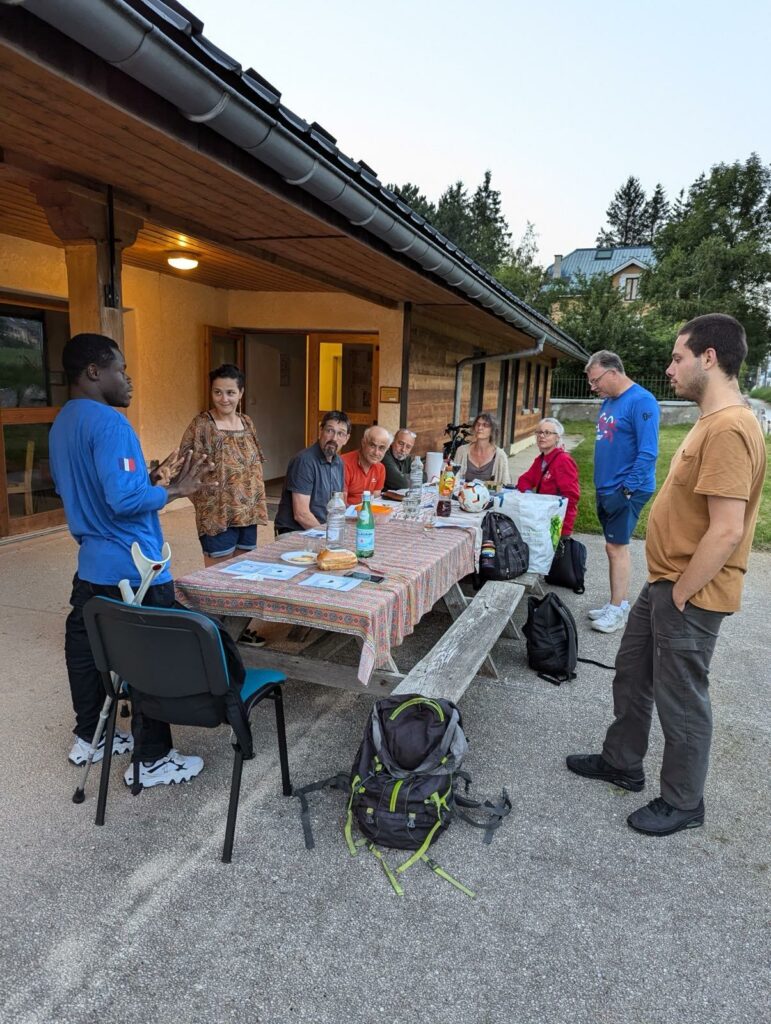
[455, 411, 511, 487]
[516, 417, 580, 536]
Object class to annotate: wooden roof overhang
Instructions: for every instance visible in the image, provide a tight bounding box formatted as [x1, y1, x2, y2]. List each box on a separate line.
[0, 2, 586, 363]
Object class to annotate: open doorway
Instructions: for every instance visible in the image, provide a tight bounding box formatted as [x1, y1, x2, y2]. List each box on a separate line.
[243, 333, 306, 482]
[203, 327, 379, 484]
[307, 333, 379, 452]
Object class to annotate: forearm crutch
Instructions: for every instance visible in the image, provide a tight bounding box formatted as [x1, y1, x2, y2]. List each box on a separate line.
[72, 542, 171, 804]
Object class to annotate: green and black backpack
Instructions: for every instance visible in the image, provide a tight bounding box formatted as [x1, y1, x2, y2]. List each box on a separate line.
[296, 694, 510, 897]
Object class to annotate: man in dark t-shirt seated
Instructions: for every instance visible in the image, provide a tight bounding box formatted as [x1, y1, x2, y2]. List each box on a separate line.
[382, 428, 416, 490]
[274, 410, 351, 533]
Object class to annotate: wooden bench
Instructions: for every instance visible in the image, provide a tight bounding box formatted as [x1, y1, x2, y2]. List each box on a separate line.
[391, 581, 525, 704]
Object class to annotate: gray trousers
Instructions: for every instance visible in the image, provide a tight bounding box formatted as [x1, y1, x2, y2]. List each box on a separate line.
[602, 580, 726, 810]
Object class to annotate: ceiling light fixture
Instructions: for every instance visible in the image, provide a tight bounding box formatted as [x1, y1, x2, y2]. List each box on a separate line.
[166, 251, 199, 270]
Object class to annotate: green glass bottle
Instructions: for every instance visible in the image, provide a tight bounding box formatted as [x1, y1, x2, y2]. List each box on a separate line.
[355, 490, 375, 558]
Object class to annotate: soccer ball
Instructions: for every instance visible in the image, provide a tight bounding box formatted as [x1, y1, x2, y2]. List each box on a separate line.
[457, 480, 491, 513]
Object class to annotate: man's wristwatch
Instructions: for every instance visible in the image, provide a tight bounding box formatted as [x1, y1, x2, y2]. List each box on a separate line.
[622, 487, 633, 499]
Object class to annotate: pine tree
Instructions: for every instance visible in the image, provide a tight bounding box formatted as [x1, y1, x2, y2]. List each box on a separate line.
[434, 180, 474, 253]
[642, 183, 670, 241]
[468, 170, 512, 271]
[596, 176, 649, 246]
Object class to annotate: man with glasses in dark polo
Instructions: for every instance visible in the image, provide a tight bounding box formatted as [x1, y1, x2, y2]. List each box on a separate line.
[585, 351, 659, 633]
[274, 411, 351, 534]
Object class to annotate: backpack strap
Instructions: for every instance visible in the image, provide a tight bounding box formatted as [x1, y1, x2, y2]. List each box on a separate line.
[293, 772, 350, 850]
[455, 790, 512, 844]
[421, 855, 476, 898]
[577, 656, 616, 671]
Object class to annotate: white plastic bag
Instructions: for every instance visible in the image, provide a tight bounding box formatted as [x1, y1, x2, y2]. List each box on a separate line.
[492, 490, 567, 573]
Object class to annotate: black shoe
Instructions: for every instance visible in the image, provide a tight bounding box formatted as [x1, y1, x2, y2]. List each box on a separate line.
[627, 797, 704, 836]
[240, 629, 267, 647]
[565, 753, 645, 792]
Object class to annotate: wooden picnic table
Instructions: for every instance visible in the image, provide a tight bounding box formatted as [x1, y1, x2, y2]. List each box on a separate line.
[175, 518, 486, 694]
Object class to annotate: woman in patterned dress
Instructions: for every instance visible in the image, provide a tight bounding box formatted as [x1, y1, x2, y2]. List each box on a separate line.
[180, 364, 269, 642]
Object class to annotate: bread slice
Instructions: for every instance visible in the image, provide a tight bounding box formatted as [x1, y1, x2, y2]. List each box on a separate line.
[316, 548, 358, 571]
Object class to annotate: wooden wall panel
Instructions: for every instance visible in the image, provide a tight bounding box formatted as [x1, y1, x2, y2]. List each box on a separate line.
[405, 310, 553, 454]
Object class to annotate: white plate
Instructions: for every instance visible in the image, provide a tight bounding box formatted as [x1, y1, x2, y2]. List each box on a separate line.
[279, 549, 317, 566]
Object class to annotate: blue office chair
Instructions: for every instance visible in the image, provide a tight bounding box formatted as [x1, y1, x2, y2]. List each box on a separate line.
[83, 596, 292, 863]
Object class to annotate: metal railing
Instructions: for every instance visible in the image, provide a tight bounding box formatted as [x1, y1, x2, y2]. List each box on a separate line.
[550, 376, 675, 401]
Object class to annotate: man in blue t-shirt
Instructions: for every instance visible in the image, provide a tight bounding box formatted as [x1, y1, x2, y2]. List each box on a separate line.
[50, 333, 211, 788]
[585, 351, 659, 633]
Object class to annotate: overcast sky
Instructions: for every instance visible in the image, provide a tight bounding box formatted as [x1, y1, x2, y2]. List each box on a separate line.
[188, 0, 770, 266]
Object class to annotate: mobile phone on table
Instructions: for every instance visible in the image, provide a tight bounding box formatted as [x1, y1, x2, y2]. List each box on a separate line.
[346, 571, 386, 583]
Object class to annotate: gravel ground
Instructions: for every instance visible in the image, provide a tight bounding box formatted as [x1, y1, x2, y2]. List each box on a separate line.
[0, 507, 768, 1024]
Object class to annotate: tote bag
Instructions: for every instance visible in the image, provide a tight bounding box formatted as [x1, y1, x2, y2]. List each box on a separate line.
[493, 490, 567, 573]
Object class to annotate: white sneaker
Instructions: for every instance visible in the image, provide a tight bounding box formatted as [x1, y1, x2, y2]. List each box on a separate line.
[68, 729, 133, 765]
[588, 603, 611, 620]
[591, 604, 628, 634]
[123, 749, 204, 788]
[588, 601, 630, 621]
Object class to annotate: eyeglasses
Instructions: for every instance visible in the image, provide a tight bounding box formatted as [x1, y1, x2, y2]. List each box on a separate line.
[587, 367, 612, 388]
[534, 430, 558, 437]
[321, 427, 349, 439]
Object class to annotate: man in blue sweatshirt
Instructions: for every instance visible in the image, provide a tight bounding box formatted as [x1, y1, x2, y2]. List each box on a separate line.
[50, 333, 211, 787]
[585, 351, 659, 633]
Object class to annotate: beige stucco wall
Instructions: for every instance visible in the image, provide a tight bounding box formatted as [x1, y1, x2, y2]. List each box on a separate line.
[0, 234, 68, 297]
[0, 234, 404, 474]
[227, 291, 405, 434]
[611, 263, 646, 289]
[122, 267, 227, 460]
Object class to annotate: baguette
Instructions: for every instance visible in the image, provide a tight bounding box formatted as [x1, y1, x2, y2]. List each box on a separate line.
[316, 548, 358, 571]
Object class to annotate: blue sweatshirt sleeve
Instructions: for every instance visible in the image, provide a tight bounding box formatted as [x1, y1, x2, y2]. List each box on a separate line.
[93, 417, 168, 517]
[624, 394, 660, 492]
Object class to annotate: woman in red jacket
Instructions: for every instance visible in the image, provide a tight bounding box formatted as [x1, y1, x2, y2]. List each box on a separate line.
[516, 417, 580, 536]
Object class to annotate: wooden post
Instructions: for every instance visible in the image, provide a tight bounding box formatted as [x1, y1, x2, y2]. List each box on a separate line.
[30, 179, 142, 347]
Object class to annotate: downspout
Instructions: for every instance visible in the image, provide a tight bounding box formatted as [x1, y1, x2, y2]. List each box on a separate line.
[453, 336, 546, 425]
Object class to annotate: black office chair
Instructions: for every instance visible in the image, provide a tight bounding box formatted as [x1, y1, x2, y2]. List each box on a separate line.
[83, 596, 292, 863]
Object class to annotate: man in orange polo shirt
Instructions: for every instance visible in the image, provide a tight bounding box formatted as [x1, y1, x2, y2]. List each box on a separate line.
[342, 426, 391, 504]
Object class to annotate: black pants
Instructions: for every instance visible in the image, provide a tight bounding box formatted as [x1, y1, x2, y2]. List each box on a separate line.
[65, 575, 173, 761]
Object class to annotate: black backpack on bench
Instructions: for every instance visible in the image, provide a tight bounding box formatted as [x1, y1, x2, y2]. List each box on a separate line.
[479, 511, 529, 581]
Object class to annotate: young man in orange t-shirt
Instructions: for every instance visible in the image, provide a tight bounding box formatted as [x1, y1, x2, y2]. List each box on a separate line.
[342, 426, 390, 505]
[567, 314, 767, 836]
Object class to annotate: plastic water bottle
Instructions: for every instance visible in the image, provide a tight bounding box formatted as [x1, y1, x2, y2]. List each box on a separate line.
[404, 456, 423, 518]
[325, 491, 346, 548]
[356, 490, 375, 558]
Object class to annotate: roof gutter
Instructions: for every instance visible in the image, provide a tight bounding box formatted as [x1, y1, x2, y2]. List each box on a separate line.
[453, 337, 546, 424]
[5, 0, 586, 360]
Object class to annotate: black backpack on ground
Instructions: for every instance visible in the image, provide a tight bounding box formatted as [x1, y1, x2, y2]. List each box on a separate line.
[523, 592, 578, 685]
[294, 694, 511, 897]
[545, 537, 587, 594]
[479, 511, 529, 581]
[523, 592, 615, 685]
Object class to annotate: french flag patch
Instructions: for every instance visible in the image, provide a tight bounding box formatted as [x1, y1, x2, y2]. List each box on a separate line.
[119, 457, 136, 472]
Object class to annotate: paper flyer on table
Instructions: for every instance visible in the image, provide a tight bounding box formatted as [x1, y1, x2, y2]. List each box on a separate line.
[218, 560, 304, 580]
[297, 573, 363, 592]
[299, 528, 326, 538]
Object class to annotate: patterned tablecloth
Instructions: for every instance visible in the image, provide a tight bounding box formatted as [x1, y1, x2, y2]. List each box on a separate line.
[174, 520, 475, 685]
